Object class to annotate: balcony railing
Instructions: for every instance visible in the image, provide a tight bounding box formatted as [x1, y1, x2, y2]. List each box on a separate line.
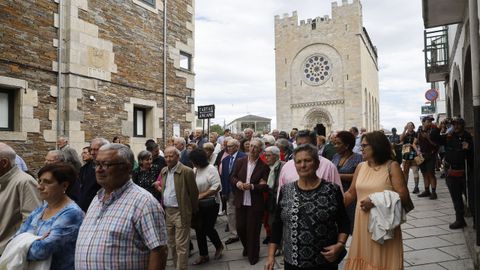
[424, 27, 449, 82]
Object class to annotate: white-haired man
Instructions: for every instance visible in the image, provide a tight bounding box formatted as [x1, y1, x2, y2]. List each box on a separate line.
[0, 143, 41, 255]
[57, 135, 82, 171]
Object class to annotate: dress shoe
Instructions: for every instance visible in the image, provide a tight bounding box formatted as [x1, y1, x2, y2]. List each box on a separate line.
[225, 236, 239, 245]
[412, 186, 419, 194]
[429, 192, 437, 200]
[449, 219, 467, 229]
[192, 256, 209, 265]
[214, 245, 224, 260]
[242, 249, 247, 256]
[262, 236, 271, 245]
[417, 190, 431, 197]
[249, 257, 259, 265]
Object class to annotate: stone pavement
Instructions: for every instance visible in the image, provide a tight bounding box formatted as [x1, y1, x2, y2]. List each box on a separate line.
[166, 172, 475, 269]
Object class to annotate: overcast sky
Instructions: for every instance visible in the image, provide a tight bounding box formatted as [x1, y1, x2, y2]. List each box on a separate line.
[194, 0, 431, 131]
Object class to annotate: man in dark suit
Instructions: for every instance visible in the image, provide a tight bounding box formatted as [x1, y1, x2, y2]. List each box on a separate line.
[78, 137, 109, 212]
[231, 138, 270, 265]
[221, 138, 246, 245]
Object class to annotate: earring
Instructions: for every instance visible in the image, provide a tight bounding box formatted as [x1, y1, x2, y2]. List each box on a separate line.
[63, 190, 66, 194]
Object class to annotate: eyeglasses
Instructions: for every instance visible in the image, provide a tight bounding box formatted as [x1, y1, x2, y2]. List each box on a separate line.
[93, 161, 125, 169]
[360, 143, 370, 149]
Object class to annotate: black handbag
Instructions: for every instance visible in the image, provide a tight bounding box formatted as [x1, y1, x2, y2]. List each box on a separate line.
[198, 197, 216, 208]
[333, 247, 348, 265]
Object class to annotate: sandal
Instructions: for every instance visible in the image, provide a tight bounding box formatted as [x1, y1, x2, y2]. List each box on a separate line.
[192, 256, 209, 265]
[214, 245, 224, 260]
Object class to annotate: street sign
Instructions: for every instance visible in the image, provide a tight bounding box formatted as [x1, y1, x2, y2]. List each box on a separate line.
[421, 105, 436, 114]
[425, 88, 439, 101]
[198, 105, 215, 119]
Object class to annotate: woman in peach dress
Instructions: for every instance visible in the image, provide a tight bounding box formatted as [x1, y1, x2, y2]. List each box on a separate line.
[344, 131, 411, 270]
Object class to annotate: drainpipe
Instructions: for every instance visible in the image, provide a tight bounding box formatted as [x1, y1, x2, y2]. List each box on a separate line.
[163, 0, 168, 146]
[468, 0, 480, 246]
[56, 0, 63, 148]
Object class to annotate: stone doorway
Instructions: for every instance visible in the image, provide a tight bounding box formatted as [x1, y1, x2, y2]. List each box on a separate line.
[303, 108, 332, 136]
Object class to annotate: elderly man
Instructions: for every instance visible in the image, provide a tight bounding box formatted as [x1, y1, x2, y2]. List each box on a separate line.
[277, 130, 342, 199]
[174, 137, 193, 168]
[160, 146, 199, 270]
[75, 144, 168, 269]
[244, 128, 254, 141]
[57, 135, 82, 171]
[221, 138, 247, 245]
[271, 129, 280, 141]
[192, 128, 208, 149]
[45, 150, 66, 165]
[78, 138, 109, 212]
[231, 138, 270, 265]
[0, 143, 41, 255]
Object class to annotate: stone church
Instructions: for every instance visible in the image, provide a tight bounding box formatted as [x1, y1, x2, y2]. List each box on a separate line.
[275, 0, 379, 135]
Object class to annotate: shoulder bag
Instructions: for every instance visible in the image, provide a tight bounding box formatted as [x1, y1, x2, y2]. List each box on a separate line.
[387, 161, 414, 213]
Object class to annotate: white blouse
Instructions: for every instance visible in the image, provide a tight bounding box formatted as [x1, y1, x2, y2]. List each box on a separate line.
[194, 165, 222, 204]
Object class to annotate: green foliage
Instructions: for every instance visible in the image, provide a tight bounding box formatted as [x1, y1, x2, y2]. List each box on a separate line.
[210, 124, 224, 135]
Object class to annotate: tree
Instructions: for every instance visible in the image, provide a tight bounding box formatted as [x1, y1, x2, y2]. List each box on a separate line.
[210, 124, 224, 135]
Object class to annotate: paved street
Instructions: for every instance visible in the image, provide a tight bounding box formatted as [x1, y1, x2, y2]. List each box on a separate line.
[167, 171, 475, 269]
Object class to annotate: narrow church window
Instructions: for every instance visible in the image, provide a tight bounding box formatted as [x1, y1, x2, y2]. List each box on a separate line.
[345, 24, 348, 31]
[134, 107, 147, 137]
[312, 19, 316, 30]
[285, 81, 287, 87]
[180, 51, 192, 71]
[0, 89, 15, 131]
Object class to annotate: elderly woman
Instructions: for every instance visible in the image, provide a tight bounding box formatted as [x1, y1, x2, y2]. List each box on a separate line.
[132, 150, 162, 202]
[231, 138, 270, 265]
[331, 131, 363, 232]
[188, 148, 224, 265]
[203, 142, 218, 165]
[11, 163, 84, 269]
[343, 131, 410, 269]
[265, 144, 349, 270]
[240, 138, 250, 154]
[263, 146, 284, 246]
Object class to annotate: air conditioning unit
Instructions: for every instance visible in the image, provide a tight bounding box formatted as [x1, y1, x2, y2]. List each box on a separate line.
[186, 96, 194, 104]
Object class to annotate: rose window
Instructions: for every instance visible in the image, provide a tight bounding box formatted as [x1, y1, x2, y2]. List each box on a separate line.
[302, 54, 332, 85]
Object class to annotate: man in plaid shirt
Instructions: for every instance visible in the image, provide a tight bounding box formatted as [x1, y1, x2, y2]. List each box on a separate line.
[75, 143, 168, 270]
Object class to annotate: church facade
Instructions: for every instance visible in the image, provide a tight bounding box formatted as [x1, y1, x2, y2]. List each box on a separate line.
[275, 0, 379, 134]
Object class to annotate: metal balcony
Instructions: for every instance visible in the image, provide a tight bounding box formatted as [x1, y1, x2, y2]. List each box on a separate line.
[422, 0, 466, 28]
[424, 27, 449, 82]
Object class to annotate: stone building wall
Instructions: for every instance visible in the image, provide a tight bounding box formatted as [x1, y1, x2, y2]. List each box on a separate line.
[0, 0, 195, 171]
[275, 0, 379, 134]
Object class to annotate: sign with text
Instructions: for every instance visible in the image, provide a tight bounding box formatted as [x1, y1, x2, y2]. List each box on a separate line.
[421, 105, 436, 114]
[198, 105, 215, 119]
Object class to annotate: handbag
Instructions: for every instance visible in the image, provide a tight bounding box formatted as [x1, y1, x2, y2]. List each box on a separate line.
[198, 196, 216, 208]
[333, 246, 347, 265]
[387, 161, 414, 213]
[414, 155, 424, 166]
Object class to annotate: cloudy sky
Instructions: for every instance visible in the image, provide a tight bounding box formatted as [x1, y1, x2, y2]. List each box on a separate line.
[194, 0, 431, 131]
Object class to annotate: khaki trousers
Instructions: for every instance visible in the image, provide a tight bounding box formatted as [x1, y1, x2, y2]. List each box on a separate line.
[227, 194, 237, 237]
[166, 207, 190, 270]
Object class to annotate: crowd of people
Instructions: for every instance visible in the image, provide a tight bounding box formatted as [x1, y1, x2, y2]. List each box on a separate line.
[0, 117, 473, 269]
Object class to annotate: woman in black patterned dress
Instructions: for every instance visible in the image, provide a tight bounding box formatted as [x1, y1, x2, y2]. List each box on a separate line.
[132, 150, 162, 202]
[265, 144, 349, 270]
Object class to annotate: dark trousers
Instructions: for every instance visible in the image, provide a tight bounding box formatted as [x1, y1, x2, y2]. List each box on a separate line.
[195, 203, 222, 256]
[236, 205, 263, 264]
[446, 175, 466, 217]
